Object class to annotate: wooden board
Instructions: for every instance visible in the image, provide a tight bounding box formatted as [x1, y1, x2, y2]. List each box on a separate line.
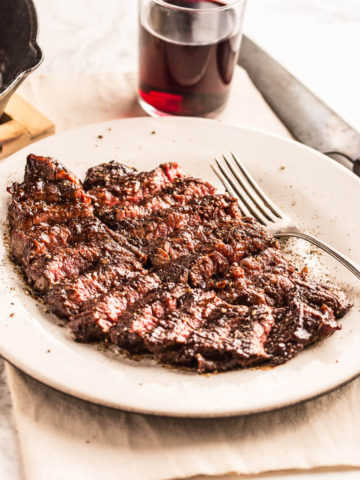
[0, 94, 55, 159]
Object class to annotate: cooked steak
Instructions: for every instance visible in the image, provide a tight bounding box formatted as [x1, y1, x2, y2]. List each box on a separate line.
[111, 195, 242, 244]
[96, 177, 215, 221]
[10, 223, 72, 265]
[87, 162, 183, 212]
[265, 301, 340, 364]
[8, 199, 93, 230]
[110, 286, 275, 371]
[27, 243, 104, 293]
[83, 161, 137, 189]
[217, 248, 351, 317]
[10, 217, 145, 268]
[45, 255, 146, 317]
[146, 217, 276, 268]
[7, 154, 353, 373]
[25, 154, 81, 184]
[68, 272, 161, 342]
[9, 178, 91, 204]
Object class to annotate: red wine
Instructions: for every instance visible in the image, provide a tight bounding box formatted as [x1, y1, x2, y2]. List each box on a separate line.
[138, 0, 242, 116]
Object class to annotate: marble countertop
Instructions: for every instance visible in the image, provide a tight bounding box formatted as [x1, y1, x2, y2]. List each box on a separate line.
[32, 0, 360, 130]
[1, 1, 359, 478]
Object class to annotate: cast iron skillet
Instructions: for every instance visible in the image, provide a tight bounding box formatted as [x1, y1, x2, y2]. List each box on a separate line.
[0, 0, 42, 118]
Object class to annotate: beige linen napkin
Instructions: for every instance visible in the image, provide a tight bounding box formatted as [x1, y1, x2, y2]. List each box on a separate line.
[6, 67, 360, 480]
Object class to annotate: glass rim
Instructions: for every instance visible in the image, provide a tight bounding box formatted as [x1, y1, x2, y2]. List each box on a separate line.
[150, 0, 246, 14]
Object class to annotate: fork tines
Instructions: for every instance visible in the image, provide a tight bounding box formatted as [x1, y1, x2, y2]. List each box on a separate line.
[211, 152, 284, 226]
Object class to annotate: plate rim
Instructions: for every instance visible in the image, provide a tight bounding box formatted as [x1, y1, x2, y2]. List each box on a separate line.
[1, 115, 359, 417]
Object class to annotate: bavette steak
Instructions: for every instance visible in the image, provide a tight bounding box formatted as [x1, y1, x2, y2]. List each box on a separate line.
[7, 154, 352, 372]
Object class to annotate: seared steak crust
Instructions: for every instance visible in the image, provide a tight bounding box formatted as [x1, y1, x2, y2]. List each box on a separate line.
[112, 195, 242, 246]
[68, 272, 161, 342]
[146, 217, 275, 268]
[45, 255, 146, 318]
[9, 178, 91, 204]
[8, 199, 93, 230]
[97, 177, 215, 222]
[25, 154, 81, 184]
[7, 154, 352, 372]
[110, 286, 275, 371]
[83, 161, 137, 189]
[87, 162, 183, 212]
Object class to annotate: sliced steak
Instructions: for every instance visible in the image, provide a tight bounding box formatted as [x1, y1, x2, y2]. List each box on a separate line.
[8, 199, 93, 230]
[25, 232, 135, 293]
[10, 224, 72, 265]
[68, 273, 161, 342]
[115, 195, 241, 244]
[8, 154, 93, 231]
[10, 218, 127, 267]
[9, 178, 91, 204]
[218, 248, 352, 317]
[150, 219, 277, 290]
[110, 284, 191, 352]
[266, 301, 340, 365]
[147, 217, 276, 268]
[110, 287, 275, 372]
[83, 161, 137, 189]
[97, 177, 215, 221]
[217, 248, 296, 307]
[294, 277, 352, 318]
[86, 162, 183, 209]
[25, 154, 81, 185]
[7, 157, 352, 373]
[26, 243, 103, 293]
[45, 255, 145, 318]
[105, 230, 147, 264]
[155, 251, 229, 288]
[160, 303, 275, 372]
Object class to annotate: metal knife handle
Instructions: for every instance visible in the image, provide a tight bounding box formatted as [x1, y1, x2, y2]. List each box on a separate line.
[238, 36, 360, 176]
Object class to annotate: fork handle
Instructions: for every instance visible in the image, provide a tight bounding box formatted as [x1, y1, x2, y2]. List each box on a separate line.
[275, 231, 360, 280]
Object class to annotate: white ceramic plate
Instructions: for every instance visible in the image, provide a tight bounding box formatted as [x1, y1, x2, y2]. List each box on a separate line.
[0, 117, 359, 417]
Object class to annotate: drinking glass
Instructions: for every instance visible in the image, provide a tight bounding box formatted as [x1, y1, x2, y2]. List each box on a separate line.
[138, 0, 247, 117]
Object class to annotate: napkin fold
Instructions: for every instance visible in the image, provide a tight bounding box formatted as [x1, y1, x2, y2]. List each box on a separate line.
[5, 67, 360, 480]
[6, 365, 360, 480]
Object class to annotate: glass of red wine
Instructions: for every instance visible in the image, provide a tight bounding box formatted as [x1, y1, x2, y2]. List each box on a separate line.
[138, 0, 247, 117]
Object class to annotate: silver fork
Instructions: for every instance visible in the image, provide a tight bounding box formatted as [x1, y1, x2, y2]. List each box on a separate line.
[212, 152, 360, 280]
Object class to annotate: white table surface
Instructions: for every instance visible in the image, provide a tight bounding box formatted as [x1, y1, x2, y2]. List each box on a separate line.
[1, 1, 359, 478]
